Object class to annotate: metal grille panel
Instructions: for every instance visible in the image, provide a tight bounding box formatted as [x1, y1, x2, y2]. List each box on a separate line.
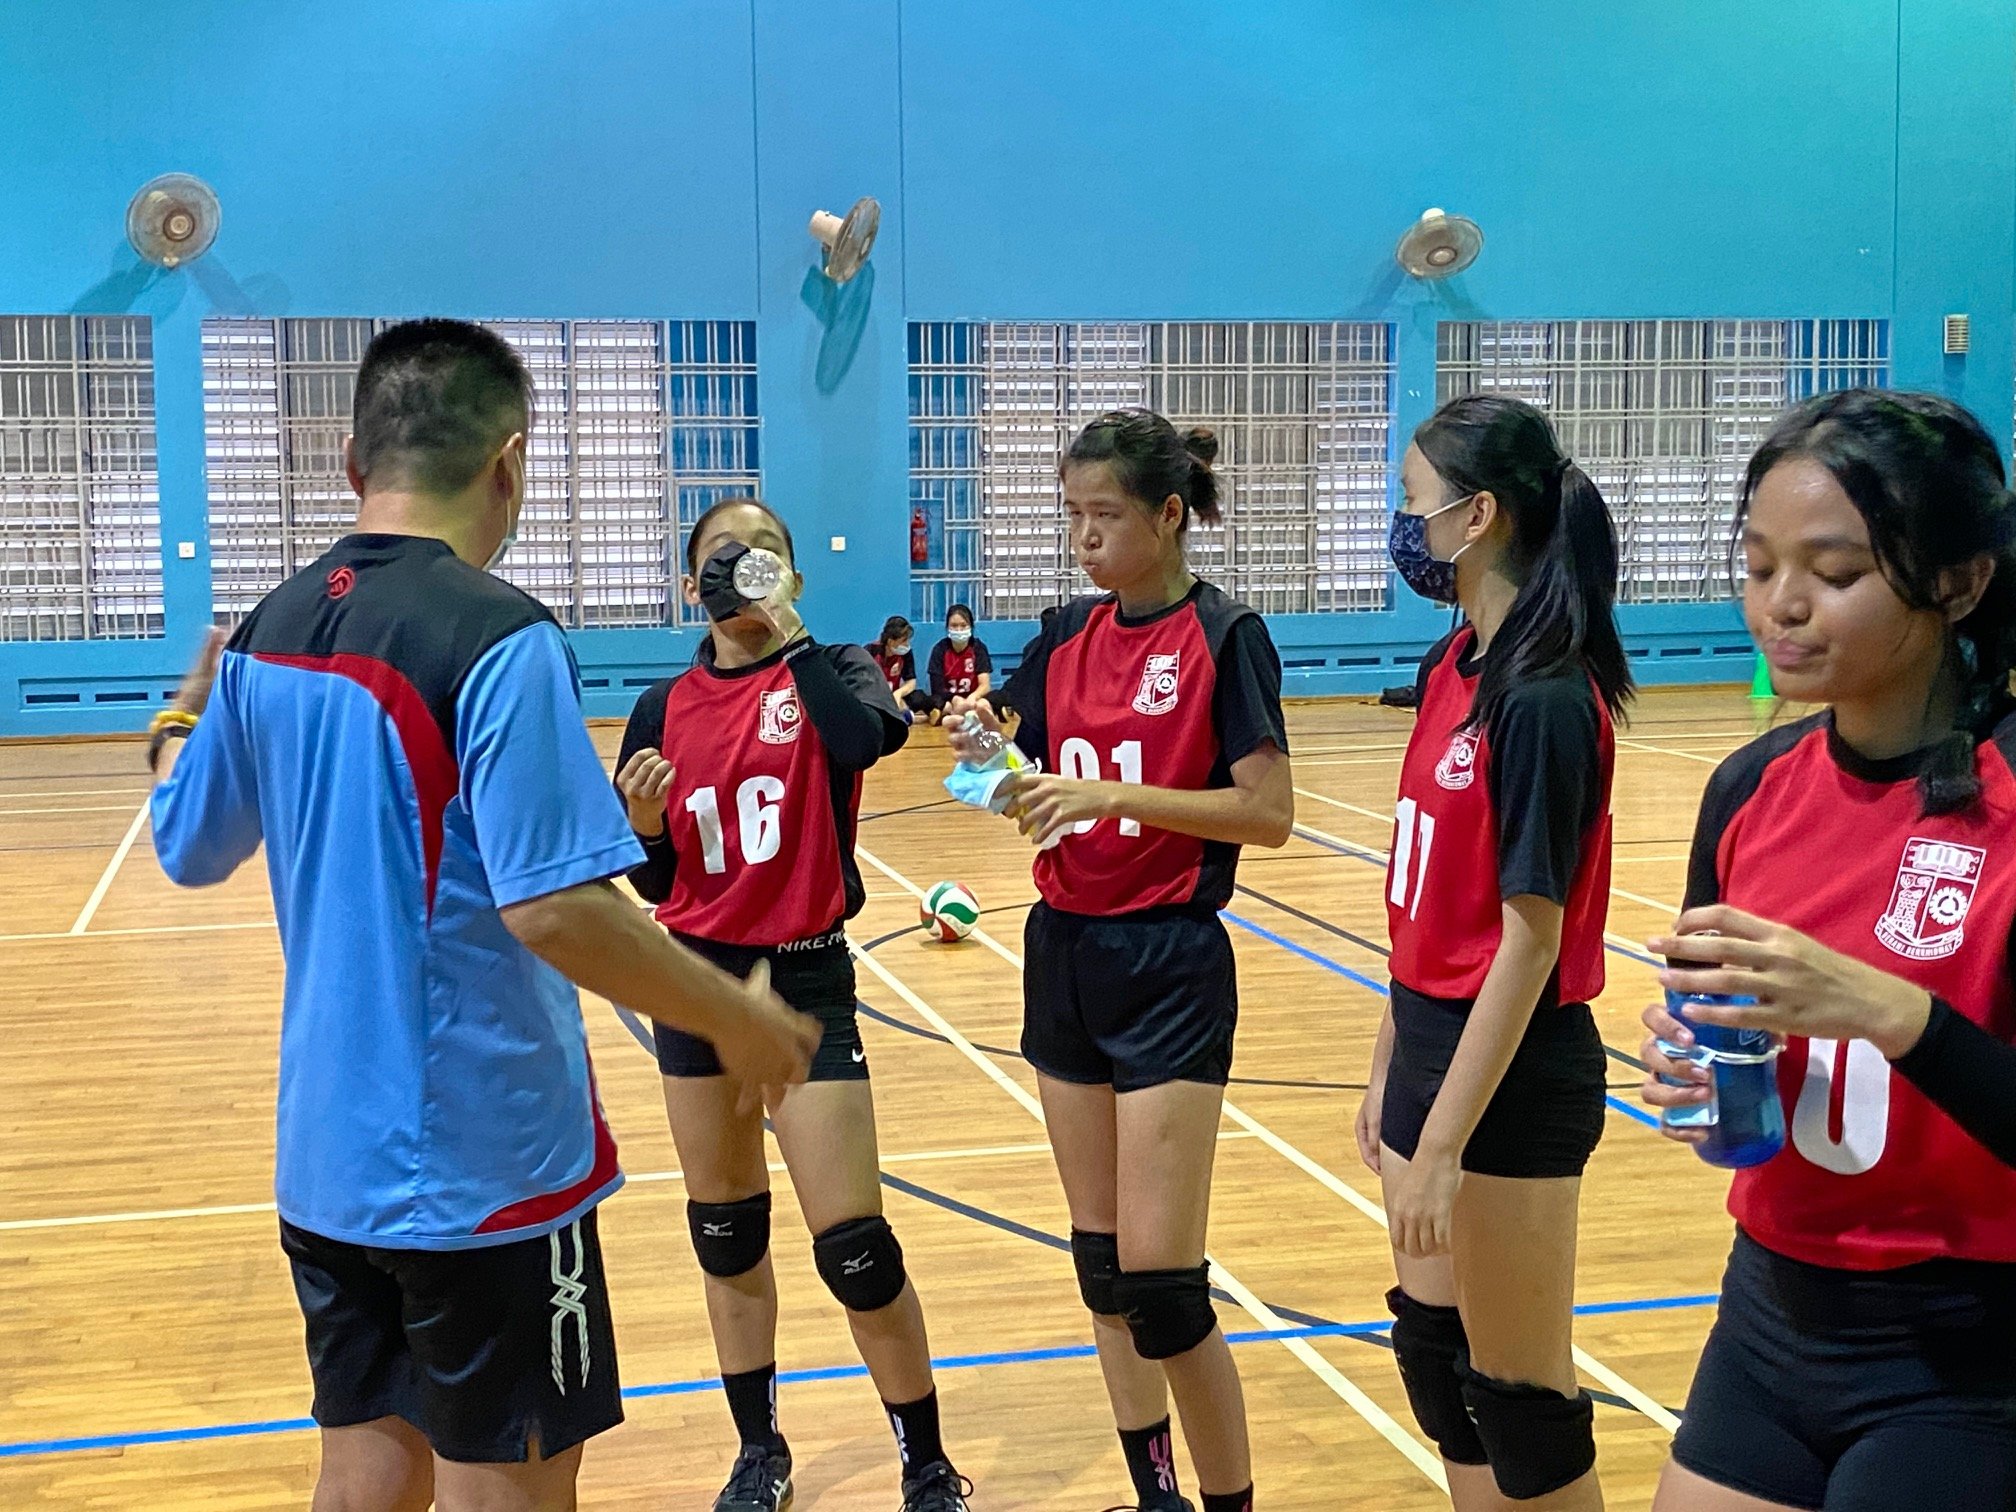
[203, 318, 760, 627]
[1436, 320, 1889, 603]
[0, 315, 161, 641]
[910, 321, 1394, 621]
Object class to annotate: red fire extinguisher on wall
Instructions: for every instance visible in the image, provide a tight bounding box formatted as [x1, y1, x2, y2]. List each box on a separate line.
[910, 503, 930, 565]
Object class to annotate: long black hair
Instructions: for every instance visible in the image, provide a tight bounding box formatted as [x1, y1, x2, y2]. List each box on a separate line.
[1414, 394, 1632, 735]
[1739, 388, 2016, 815]
[1063, 407, 1221, 527]
[872, 615, 912, 655]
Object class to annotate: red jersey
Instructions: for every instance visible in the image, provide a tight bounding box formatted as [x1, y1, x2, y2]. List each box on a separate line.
[870, 645, 914, 694]
[1388, 629, 1615, 1004]
[618, 642, 904, 947]
[928, 637, 992, 700]
[1004, 583, 1285, 916]
[1694, 715, 2016, 1268]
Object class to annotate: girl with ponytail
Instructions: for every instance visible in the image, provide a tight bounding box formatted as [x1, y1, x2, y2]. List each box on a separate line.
[1361, 394, 1627, 1510]
[1638, 390, 2016, 1512]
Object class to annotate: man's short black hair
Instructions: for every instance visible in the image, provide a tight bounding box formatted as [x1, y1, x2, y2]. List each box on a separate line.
[351, 319, 536, 496]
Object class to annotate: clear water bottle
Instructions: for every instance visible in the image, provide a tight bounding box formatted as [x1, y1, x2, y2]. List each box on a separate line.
[731, 546, 787, 603]
[958, 711, 1009, 763]
[1657, 990, 1785, 1169]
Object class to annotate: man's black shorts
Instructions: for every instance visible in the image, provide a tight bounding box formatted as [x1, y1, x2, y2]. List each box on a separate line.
[280, 1208, 622, 1463]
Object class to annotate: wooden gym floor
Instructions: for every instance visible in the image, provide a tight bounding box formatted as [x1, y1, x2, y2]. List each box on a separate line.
[0, 686, 1774, 1509]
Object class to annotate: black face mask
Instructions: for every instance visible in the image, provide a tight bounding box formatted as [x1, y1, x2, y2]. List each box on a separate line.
[697, 542, 755, 622]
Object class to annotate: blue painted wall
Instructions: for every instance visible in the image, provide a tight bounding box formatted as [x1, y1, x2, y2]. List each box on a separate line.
[1, 0, 2011, 732]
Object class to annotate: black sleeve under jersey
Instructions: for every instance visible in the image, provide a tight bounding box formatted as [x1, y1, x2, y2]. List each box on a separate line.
[1892, 996, 2016, 1168]
[616, 677, 678, 903]
[972, 639, 994, 675]
[925, 639, 953, 701]
[1413, 628, 1460, 709]
[1212, 612, 1289, 764]
[790, 641, 908, 772]
[1004, 618, 1061, 763]
[1485, 675, 1600, 906]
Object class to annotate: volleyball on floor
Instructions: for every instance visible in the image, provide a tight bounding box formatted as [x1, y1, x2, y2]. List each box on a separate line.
[921, 881, 980, 942]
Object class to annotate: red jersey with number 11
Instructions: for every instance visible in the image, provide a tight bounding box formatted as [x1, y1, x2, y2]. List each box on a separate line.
[1388, 629, 1615, 1005]
[1005, 582, 1287, 917]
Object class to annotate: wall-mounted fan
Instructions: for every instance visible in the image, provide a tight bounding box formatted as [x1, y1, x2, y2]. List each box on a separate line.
[126, 174, 221, 268]
[809, 197, 880, 284]
[1396, 208, 1482, 280]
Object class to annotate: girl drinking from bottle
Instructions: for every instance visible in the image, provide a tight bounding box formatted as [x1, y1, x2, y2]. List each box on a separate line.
[948, 408, 1292, 1512]
[615, 500, 973, 1512]
[1361, 395, 1630, 1510]
[1638, 390, 2016, 1512]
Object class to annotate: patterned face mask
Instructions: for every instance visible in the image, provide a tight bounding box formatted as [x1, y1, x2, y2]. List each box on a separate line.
[1387, 494, 1475, 604]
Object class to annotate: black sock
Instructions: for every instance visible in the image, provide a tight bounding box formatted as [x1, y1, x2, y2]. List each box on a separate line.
[722, 1363, 784, 1450]
[884, 1388, 947, 1474]
[1202, 1489, 1253, 1512]
[1119, 1416, 1182, 1506]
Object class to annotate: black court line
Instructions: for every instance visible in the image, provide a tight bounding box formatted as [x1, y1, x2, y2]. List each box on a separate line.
[860, 797, 960, 823]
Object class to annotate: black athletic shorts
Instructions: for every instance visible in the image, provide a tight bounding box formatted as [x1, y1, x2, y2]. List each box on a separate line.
[1022, 901, 1236, 1094]
[1673, 1229, 2016, 1511]
[1379, 981, 1605, 1178]
[279, 1209, 622, 1463]
[654, 931, 868, 1082]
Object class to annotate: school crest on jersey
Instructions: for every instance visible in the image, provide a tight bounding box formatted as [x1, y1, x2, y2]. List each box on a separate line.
[1132, 652, 1182, 716]
[1874, 836, 1986, 961]
[1434, 730, 1480, 790]
[758, 687, 803, 745]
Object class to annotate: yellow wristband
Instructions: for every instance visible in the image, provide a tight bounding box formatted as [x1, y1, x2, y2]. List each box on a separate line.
[149, 709, 199, 737]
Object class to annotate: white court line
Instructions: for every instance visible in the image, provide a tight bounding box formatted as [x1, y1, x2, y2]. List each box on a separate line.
[69, 796, 152, 935]
[0, 1136, 1239, 1233]
[0, 920, 275, 945]
[0, 804, 142, 816]
[1286, 756, 1405, 768]
[845, 911, 1448, 1487]
[0, 787, 152, 800]
[1616, 738, 1720, 766]
[1291, 789, 1681, 934]
[858, 842, 1681, 1436]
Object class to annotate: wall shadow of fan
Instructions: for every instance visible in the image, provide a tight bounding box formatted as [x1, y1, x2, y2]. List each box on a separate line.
[799, 259, 876, 394]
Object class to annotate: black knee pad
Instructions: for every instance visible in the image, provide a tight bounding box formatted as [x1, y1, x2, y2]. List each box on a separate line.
[813, 1216, 908, 1313]
[1071, 1228, 1120, 1316]
[1459, 1361, 1596, 1501]
[1386, 1288, 1488, 1465]
[687, 1193, 771, 1278]
[1111, 1264, 1216, 1360]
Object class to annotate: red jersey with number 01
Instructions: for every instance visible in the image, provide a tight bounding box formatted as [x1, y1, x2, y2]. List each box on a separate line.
[1694, 716, 2016, 1268]
[1387, 630, 1614, 1003]
[1023, 584, 1278, 916]
[654, 656, 852, 946]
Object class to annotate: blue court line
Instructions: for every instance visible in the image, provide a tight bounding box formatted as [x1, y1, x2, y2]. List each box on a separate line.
[0, 1294, 1717, 1461]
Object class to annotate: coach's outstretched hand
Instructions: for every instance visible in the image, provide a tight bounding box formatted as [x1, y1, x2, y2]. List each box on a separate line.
[713, 958, 822, 1108]
[174, 627, 228, 718]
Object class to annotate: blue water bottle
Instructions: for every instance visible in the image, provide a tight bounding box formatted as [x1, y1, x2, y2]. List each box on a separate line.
[1657, 990, 1786, 1169]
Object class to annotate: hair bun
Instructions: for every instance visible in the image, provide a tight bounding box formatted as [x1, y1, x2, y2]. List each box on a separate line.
[1182, 426, 1220, 469]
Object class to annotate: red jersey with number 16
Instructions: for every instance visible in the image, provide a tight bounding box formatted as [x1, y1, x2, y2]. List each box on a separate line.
[1691, 715, 2016, 1268]
[1006, 582, 1287, 918]
[650, 652, 855, 946]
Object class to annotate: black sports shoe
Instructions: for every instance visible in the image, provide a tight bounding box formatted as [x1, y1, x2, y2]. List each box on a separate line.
[900, 1460, 974, 1510]
[715, 1443, 794, 1512]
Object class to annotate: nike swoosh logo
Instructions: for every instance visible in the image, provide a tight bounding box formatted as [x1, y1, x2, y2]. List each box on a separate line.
[851, 1048, 867, 1063]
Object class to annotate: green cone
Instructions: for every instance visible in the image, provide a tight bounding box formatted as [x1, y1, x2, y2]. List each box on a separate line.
[1749, 653, 1774, 700]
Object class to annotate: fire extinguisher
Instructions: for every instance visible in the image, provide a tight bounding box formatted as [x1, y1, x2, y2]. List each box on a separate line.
[910, 503, 930, 565]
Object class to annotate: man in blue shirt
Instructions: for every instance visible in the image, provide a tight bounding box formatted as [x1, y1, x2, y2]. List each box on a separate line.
[149, 320, 817, 1511]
